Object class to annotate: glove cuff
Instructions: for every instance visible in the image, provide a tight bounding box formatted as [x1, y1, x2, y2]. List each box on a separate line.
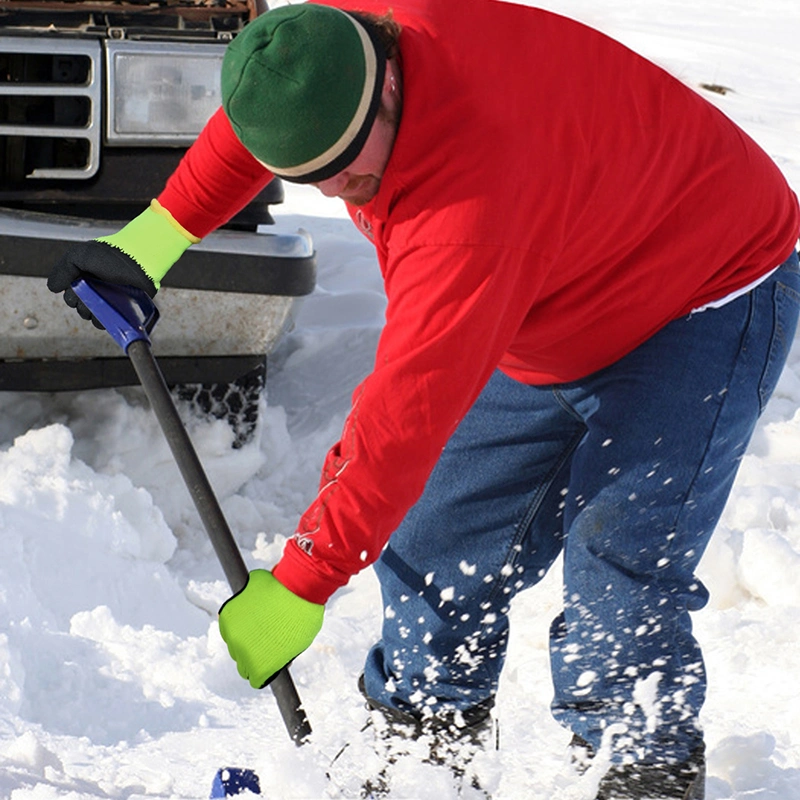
[95, 201, 199, 289]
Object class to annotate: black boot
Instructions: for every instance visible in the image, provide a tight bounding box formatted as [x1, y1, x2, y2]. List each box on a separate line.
[358, 676, 496, 798]
[569, 733, 595, 776]
[569, 734, 705, 800]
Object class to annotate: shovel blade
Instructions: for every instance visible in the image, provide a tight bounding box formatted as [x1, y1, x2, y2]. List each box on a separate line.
[210, 767, 261, 797]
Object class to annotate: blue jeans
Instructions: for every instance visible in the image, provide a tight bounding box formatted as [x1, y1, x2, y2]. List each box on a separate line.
[362, 251, 800, 764]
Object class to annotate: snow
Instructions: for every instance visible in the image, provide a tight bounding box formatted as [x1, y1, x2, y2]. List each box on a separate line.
[1, 0, 800, 797]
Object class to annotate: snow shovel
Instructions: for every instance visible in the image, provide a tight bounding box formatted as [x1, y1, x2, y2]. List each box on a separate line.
[71, 277, 313, 757]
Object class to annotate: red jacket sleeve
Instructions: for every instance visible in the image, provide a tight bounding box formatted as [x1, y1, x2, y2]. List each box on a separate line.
[273, 230, 550, 604]
[157, 107, 273, 238]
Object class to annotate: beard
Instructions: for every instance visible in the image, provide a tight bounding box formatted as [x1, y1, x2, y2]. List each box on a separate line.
[340, 174, 381, 206]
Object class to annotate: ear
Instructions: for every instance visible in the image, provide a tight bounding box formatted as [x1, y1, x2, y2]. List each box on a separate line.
[381, 58, 402, 119]
[383, 58, 398, 99]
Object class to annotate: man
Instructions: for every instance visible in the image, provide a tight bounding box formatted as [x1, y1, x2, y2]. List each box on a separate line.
[48, 2, 800, 798]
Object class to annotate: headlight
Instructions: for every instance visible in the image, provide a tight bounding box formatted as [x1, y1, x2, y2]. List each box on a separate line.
[105, 40, 225, 145]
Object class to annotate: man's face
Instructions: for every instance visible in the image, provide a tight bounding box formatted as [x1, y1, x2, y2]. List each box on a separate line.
[312, 59, 402, 206]
[312, 111, 397, 206]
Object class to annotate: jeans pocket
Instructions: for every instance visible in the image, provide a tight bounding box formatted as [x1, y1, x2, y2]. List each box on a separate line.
[758, 276, 800, 412]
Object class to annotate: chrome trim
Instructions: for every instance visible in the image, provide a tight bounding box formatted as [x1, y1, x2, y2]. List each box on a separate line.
[0, 36, 102, 179]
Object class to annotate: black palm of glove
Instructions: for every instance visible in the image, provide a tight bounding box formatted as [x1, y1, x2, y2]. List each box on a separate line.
[48, 240, 157, 329]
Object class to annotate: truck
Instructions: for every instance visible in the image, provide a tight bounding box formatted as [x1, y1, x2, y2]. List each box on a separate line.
[0, 0, 316, 443]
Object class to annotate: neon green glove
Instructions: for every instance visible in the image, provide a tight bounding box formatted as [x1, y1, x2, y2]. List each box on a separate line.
[218, 570, 324, 689]
[48, 200, 198, 324]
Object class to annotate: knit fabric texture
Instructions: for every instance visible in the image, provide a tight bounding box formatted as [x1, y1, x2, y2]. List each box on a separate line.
[221, 4, 386, 183]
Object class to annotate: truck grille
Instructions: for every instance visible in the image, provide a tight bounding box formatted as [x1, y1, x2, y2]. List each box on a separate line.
[0, 37, 101, 181]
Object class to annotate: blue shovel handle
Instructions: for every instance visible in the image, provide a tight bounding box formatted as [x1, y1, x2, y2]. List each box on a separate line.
[71, 278, 159, 352]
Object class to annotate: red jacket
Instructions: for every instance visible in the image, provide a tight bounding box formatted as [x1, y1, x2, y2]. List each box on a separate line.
[159, 0, 800, 604]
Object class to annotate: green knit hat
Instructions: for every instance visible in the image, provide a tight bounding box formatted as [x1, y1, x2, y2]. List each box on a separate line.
[222, 4, 387, 184]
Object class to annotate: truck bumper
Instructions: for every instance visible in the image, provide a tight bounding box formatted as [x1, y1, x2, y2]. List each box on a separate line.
[0, 208, 316, 390]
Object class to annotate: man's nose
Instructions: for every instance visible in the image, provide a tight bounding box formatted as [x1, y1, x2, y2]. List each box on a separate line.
[314, 172, 349, 198]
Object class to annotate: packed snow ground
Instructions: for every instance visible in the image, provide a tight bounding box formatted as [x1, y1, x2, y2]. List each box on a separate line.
[1, 1, 799, 797]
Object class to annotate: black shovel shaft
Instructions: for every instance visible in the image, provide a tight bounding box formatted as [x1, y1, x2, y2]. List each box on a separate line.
[127, 339, 312, 745]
